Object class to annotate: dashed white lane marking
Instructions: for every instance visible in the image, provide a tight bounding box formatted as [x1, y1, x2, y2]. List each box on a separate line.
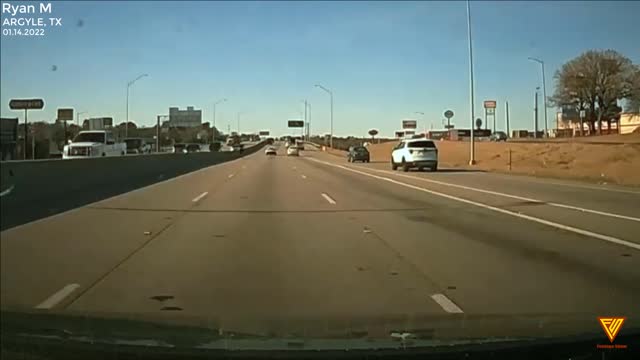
[0, 185, 15, 197]
[308, 158, 640, 251]
[431, 294, 464, 313]
[301, 174, 307, 179]
[35, 284, 80, 309]
[371, 169, 640, 223]
[192, 191, 208, 203]
[228, 174, 235, 178]
[321, 193, 336, 204]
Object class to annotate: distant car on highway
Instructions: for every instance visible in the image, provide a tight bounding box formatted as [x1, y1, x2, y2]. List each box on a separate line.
[391, 138, 438, 172]
[347, 146, 370, 163]
[490, 131, 508, 142]
[186, 143, 201, 153]
[123, 138, 151, 154]
[265, 146, 277, 156]
[286, 145, 299, 156]
[173, 143, 187, 153]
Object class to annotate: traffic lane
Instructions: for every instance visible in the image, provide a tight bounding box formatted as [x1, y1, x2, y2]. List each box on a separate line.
[330, 165, 640, 246]
[322, 150, 640, 219]
[65, 150, 446, 333]
[92, 150, 261, 211]
[296, 155, 640, 316]
[0, 150, 261, 309]
[0, 208, 177, 309]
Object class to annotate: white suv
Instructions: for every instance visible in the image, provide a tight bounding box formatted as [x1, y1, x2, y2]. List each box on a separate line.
[391, 138, 438, 172]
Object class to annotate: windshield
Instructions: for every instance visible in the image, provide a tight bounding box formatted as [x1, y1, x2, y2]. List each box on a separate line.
[408, 141, 436, 148]
[72, 132, 105, 143]
[1, 0, 639, 354]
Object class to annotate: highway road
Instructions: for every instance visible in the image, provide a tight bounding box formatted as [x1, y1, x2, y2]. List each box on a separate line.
[1, 143, 639, 341]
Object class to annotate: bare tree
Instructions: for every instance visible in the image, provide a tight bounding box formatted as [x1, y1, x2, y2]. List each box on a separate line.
[550, 50, 636, 135]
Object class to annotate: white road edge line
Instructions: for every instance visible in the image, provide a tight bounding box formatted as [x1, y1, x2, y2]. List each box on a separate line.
[431, 294, 464, 313]
[192, 191, 208, 203]
[0, 185, 15, 197]
[35, 284, 80, 309]
[321, 193, 337, 205]
[308, 158, 640, 251]
[370, 169, 640, 223]
[301, 174, 307, 179]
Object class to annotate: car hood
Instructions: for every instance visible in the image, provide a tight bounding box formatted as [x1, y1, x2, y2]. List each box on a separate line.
[3, 310, 637, 350]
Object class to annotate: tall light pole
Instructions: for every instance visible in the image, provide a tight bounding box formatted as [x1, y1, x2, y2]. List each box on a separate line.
[315, 84, 333, 148]
[466, 0, 476, 165]
[76, 111, 87, 128]
[301, 100, 309, 140]
[414, 111, 426, 136]
[213, 98, 227, 141]
[237, 111, 244, 134]
[528, 57, 548, 137]
[126, 73, 148, 138]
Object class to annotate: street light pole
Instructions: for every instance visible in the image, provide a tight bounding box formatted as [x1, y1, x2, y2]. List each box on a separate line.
[126, 73, 148, 138]
[466, 0, 476, 165]
[415, 112, 425, 137]
[76, 111, 87, 128]
[528, 57, 548, 137]
[213, 98, 227, 141]
[315, 84, 333, 148]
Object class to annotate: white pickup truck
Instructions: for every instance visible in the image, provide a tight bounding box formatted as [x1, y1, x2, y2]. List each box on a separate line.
[62, 130, 126, 159]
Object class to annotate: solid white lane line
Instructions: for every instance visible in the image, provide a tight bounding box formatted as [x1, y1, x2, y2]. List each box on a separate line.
[308, 158, 640, 251]
[431, 294, 464, 313]
[321, 193, 337, 204]
[228, 174, 235, 178]
[301, 174, 307, 179]
[192, 191, 208, 203]
[371, 169, 640, 223]
[35, 284, 80, 309]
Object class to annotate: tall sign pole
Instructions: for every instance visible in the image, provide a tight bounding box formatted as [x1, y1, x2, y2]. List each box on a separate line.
[9, 99, 45, 160]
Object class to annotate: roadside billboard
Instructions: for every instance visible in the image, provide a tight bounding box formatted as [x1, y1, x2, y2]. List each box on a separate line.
[259, 130, 270, 136]
[57, 108, 74, 121]
[288, 120, 304, 128]
[402, 119, 417, 129]
[394, 130, 405, 138]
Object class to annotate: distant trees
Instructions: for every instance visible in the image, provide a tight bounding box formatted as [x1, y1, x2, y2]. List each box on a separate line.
[368, 129, 379, 140]
[550, 50, 638, 135]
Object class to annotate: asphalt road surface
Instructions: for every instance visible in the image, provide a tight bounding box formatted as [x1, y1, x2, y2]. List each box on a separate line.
[2, 143, 639, 339]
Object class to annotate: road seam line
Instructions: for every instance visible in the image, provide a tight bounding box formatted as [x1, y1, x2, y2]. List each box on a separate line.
[192, 191, 208, 203]
[308, 158, 640, 251]
[35, 284, 80, 309]
[370, 169, 640, 223]
[431, 294, 464, 313]
[321, 193, 337, 204]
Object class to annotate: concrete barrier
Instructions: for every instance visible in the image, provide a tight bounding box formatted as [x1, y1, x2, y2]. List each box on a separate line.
[0, 143, 265, 231]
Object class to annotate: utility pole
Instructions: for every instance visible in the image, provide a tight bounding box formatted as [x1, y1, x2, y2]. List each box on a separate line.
[125, 73, 148, 138]
[506, 101, 510, 138]
[534, 87, 540, 138]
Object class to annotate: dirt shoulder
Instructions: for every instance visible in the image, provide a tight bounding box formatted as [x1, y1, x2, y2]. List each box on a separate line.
[361, 134, 640, 187]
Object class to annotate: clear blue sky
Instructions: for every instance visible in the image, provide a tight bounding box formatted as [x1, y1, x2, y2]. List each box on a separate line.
[1, 1, 639, 137]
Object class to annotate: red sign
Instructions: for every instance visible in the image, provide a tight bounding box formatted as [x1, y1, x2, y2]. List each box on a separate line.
[484, 100, 497, 109]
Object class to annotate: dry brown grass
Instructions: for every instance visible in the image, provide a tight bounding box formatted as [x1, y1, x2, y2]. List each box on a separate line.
[364, 134, 640, 186]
